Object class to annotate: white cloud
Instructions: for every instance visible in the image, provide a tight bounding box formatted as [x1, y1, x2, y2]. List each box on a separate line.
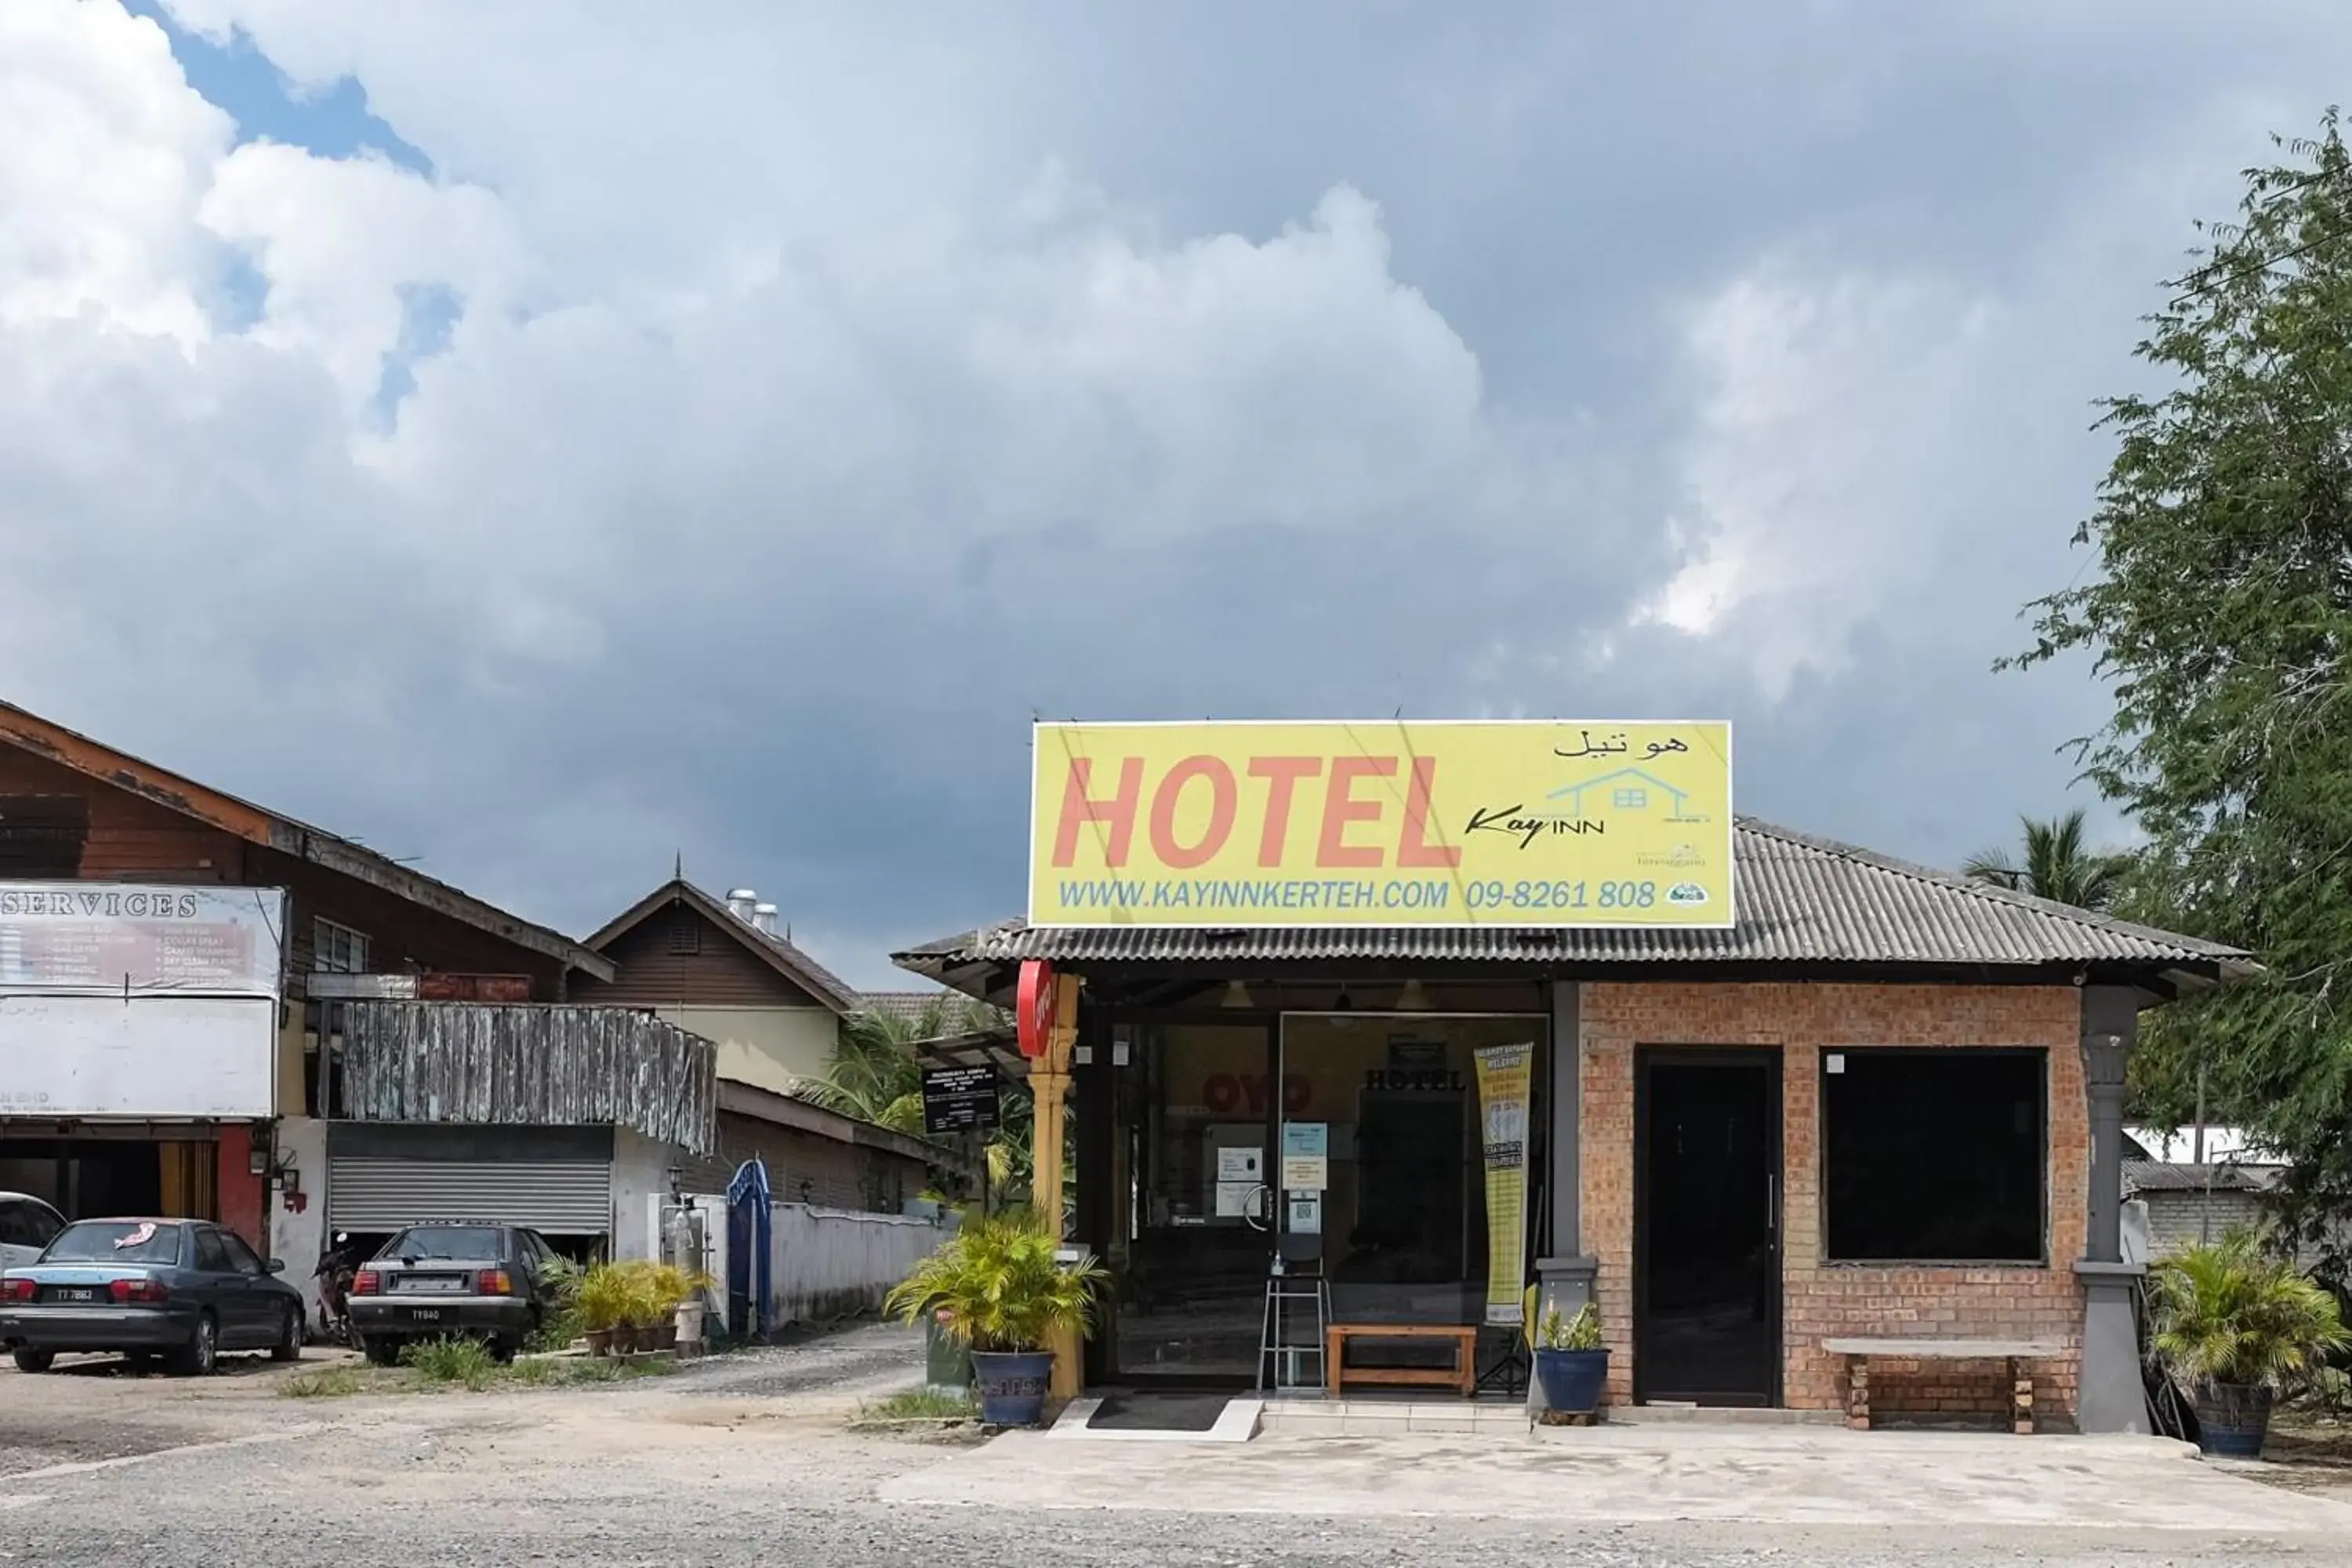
[0, 0, 1610, 953]
[201, 142, 522, 407]
[8, 0, 2350, 979]
[1636, 267, 1999, 696]
[0, 0, 230, 342]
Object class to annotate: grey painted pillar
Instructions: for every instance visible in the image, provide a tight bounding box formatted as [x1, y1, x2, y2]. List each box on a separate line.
[1533, 982, 1595, 1414]
[2077, 986, 2147, 1435]
[1537, 982, 1596, 1310]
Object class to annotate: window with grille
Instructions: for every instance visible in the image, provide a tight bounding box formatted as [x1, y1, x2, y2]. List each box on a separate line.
[667, 917, 701, 956]
[313, 918, 370, 974]
[1611, 787, 1648, 810]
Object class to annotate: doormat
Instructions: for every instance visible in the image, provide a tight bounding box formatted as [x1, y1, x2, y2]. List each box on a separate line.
[1087, 1394, 1232, 1432]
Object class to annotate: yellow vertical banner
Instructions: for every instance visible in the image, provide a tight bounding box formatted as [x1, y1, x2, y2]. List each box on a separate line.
[1473, 1042, 1534, 1326]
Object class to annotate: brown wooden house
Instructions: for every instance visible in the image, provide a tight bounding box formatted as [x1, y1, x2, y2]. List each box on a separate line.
[578, 878, 957, 1213]
[0, 698, 615, 1269]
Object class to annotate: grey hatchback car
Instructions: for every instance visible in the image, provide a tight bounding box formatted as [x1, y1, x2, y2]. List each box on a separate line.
[347, 1223, 565, 1364]
[0, 1218, 306, 1374]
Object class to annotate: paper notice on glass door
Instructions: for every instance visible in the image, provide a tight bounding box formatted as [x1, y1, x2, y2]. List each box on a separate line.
[1214, 1181, 1259, 1218]
[1280, 1122, 1328, 1189]
[1473, 1041, 1534, 1327]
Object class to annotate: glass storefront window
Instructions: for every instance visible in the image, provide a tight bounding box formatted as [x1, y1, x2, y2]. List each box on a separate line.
[1103, 1009, 1544, 1385]
[1278, 1014, 1543, 1330]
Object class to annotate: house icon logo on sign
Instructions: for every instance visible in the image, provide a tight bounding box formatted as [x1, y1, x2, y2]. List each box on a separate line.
[1544, 767, 1709, 824]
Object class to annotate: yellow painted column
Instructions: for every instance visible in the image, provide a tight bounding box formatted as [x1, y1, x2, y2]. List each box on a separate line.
[1030, 974, 1081, 1399]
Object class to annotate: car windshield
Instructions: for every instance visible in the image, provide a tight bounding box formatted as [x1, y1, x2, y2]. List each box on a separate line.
[383, 1225, 504, 1261]
[42, 1221, 182, 1265]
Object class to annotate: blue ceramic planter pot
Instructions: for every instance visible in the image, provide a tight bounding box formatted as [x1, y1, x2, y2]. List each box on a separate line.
[971, 1349, 1054, 1426]
[1534, 1347, 1610, 1414]
[2193, 1384, 2273, 1458]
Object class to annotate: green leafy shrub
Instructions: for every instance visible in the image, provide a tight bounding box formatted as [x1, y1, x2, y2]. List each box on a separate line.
[576, 1263, 634, 1333]
[1521, 1289, 1602, 1352]
[2150, 1232, 2351, 1391]
[528, 1255, 586, 1352]
[884, 1208, 1104, 1352]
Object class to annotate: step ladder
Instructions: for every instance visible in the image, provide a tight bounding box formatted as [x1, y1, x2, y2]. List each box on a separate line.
[1256, 1240, 1332, 1392]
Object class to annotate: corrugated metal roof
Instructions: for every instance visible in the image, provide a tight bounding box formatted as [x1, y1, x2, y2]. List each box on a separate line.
[895, 818, 2251, 977]
[858, 989, 1013, 1033]
[2125, 1160, 2279, 1194]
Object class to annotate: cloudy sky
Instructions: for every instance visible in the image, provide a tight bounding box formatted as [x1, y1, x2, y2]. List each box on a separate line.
[5, 1, 2343, 984]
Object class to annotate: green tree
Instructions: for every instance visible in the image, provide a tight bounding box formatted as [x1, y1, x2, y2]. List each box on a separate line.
[1962, 809, 2132, 910]
[2005, 114, 2352, 1266]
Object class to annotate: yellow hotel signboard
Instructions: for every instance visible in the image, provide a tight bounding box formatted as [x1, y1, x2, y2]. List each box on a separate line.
[1029, 720, 1733, 928]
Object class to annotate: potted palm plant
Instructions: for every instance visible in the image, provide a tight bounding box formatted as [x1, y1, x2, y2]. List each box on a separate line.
[578, 1263, 630, 1357]
[2148, 1231, 2350, 1457]
[885, 1210, 1105, 1427]
[619, 1265, 668, 1353]
[1526, 1292, 1609, 1415]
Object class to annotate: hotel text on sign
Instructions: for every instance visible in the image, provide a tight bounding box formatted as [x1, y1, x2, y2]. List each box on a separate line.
[1028, 720, 1732, 928]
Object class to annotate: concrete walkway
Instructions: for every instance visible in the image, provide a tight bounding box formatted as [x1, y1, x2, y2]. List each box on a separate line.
[882, 1421, 2352, 1534]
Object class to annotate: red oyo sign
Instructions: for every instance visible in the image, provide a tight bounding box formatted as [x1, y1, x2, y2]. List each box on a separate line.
[1017, 959, 1058, 1060]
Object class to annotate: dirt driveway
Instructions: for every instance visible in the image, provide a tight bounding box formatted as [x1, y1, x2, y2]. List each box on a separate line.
[0, 1336, 323, 1475]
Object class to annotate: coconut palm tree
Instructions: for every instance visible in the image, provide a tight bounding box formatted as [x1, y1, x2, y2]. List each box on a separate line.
[1962, 809, 2132, 912]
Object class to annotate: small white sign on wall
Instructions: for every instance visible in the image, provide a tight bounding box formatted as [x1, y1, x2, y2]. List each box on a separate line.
[1826, 1053, 1846, 1074]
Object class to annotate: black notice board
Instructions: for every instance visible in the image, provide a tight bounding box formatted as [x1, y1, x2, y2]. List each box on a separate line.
[922, 1064, 1000, 1135]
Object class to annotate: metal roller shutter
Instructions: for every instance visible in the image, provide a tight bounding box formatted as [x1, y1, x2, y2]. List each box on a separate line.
[328, 1158, 612, 1234]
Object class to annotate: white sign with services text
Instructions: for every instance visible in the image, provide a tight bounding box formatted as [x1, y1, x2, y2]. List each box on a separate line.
[0, 884, 285, 999]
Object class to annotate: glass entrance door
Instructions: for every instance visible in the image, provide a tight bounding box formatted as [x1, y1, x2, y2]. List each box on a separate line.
[1105, 1021, 1276, 1383]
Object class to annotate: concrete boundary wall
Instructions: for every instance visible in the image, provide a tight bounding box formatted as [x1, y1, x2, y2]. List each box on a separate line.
[770, 1202, 946, 1326]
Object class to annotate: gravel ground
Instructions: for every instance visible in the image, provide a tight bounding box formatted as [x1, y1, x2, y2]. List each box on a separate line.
[0, 1325, 2345, 1566]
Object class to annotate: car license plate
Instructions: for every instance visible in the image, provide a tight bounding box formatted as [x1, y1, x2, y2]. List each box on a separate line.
[54, 1288, 96, 1304]
[407, 1307, 443, 1322]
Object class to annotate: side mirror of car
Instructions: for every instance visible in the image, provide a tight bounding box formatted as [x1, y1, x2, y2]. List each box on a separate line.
[266, 1258, 286, 1274]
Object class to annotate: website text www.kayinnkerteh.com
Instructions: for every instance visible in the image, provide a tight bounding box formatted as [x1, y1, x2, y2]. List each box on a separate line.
[1054, 876, 1454, 913]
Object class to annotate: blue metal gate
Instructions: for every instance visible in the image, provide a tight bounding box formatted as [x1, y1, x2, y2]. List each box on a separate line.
[726, 1158, 773, 1341]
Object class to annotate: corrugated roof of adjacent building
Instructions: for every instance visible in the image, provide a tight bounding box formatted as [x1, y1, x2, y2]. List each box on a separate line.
[858, 989, 1012, 1032]
[895, 818, 2252, 978]
[2125, 1160, 2279, 1194]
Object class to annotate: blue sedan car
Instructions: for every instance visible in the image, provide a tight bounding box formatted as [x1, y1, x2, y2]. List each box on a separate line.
[0, 1218, 307, 1375]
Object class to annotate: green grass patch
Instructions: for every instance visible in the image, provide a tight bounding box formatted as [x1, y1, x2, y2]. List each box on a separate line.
[851, 1387, 978, 1428]
[401, 1336, 501, 1389]
[278, 1343, 679, 1399]
[507, 1353, 674, 1387]
[278, 1364, 383, 1399]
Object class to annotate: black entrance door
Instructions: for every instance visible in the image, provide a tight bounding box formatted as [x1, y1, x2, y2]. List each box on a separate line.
[1635, 1051, 1780, 1406]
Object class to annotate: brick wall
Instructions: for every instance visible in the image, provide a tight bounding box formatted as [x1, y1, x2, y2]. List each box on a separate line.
[2139, 1189, 2268, 1258]
[1580, 982, 2086, 1425]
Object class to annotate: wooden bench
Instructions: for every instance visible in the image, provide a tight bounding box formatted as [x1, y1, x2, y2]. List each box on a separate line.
[1325, 1323, 1480, 1397]
[1823, 1338, 2067, 1434]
